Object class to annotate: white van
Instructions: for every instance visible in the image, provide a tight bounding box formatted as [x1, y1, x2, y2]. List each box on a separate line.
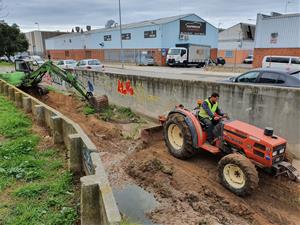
[262, 56, 300, 71]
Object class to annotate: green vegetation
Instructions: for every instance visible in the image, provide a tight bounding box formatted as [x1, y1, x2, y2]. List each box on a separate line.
[99, 104, 140, 122]
[0, 96, 79, 225]
[0, 22, 29, 58]
[0, 71, 25, 86]
[0, 61, 14, 67]
[120, 217, 138, 225]
[83, 105, 96, 115]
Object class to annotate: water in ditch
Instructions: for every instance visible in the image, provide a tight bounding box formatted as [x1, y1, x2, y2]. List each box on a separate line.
[113, 184, 159, 225]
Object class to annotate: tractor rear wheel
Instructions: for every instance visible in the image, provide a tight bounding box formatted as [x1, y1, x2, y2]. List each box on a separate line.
[163, 113, 195, 159]
[218, 153, 258, 196]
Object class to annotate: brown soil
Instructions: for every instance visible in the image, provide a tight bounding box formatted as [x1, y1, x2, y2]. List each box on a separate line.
[37, 91, 300, 225]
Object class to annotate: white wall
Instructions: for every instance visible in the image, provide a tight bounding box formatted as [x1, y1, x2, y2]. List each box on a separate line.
[255, 13, 300, 48]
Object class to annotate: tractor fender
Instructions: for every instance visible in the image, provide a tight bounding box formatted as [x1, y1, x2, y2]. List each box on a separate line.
[168, 109, 205, 148]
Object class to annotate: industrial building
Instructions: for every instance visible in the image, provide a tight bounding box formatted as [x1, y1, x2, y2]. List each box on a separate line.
[45, 14, 218, 65]
[253, 12, 300, 67]
[218, 23, 255, 64]
[25, 31, 67, 57]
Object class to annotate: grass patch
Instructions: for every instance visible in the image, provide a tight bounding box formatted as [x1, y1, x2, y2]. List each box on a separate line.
[0, 95, 79, 225]
[99, 104, 141, 123]
[0, 71, 25, 86]
[83, 105, 96, 115]
[0, 61, 13, 67]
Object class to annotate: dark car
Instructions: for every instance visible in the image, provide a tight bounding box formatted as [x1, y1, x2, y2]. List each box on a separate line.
[216, 57, 226, 65]
[225, 68, 300, 88]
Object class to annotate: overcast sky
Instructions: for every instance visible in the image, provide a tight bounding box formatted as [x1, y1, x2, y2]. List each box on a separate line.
[1, 0, 299, 32]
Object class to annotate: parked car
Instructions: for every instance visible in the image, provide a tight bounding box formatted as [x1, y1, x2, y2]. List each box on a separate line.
[262, 56, 300, 71]
[0, 55, 9, 62]
[216, 57, 226, 65]
[76, 59, 104, 71]
[56, 59, 77, 69]
[243, 55, 253, 64]
[136, 54, 154, 66]
[30, 55, 45, 66]
[224, 68, 300, 87]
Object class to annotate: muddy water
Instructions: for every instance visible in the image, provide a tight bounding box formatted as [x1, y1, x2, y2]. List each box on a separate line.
[113, 184, 159, 224]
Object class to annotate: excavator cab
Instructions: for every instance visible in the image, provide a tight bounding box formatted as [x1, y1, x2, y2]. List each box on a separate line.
[15, 59, 34, 73]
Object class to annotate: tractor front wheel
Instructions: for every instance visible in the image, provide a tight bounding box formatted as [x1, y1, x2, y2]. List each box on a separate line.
[163, 113, 195, 159]
[218, 154, 259, 196]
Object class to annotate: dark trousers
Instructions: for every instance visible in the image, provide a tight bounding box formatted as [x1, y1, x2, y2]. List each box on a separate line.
[201, 118, 214, 141]
[200, 118, 219, 142]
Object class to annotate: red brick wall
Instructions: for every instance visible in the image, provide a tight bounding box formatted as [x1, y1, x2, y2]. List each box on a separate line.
[47, 48, 164, 65]
[253, 48, 300, 68]
[218, 49, 251, 64]
[210, 48, 217, 61]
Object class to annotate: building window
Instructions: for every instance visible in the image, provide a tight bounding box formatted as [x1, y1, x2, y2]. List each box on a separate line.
[122, 33, 131, 40]
[69, 39, 72, 43]
[104, 35, 112, 41]
[144, 30, 156, 38]
[225, 50, 233, 58]
[65, 50, 70, 57]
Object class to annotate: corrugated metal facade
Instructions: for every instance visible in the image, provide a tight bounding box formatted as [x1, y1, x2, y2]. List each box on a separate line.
[254, 13, 300, 48]
[45, 14, 218, 51]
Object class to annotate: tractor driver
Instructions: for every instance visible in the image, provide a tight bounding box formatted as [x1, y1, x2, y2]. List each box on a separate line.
[198, 92, 227, 144]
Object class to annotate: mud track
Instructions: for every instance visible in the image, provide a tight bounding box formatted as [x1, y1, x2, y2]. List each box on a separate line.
[38, 91, 300, 225]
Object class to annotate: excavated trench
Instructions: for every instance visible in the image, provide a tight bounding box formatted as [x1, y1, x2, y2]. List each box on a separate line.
[37, 91, 300, 225]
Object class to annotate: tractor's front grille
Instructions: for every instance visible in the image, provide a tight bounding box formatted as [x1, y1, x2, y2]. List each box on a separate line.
[273, 155, 284, 164]
[273, 144, 286, 152]
[272, 144, 286, 164]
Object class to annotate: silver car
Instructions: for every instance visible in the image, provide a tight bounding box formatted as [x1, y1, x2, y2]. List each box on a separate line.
[57, 60, 77, 69]
[76, 59, 104, 71]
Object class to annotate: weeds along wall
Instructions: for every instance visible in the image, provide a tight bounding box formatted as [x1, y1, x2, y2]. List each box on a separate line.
[69, 70, 300, 159]
[0, 79, 121, 225]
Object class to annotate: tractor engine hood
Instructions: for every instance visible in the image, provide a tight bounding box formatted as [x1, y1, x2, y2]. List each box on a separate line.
[223, 120, 286, 147]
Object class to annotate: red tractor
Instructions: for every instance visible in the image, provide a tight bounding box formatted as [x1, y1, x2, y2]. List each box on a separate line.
[161, 104, 299, 196]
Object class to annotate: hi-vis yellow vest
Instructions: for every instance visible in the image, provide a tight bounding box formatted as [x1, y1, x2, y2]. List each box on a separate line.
[199, 99, 218, 120]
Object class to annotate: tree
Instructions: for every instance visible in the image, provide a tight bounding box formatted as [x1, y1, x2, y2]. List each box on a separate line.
[0, 22, 29, 58]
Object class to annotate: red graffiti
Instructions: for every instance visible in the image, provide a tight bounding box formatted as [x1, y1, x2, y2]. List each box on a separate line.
[42, 73, 52, 85]
[117, 80, 134, 96]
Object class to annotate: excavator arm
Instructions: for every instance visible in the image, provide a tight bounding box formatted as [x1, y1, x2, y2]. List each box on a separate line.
[17, 60, 92, 101]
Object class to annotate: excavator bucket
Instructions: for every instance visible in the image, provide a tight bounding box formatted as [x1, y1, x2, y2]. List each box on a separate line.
[140, 115, 166, 145]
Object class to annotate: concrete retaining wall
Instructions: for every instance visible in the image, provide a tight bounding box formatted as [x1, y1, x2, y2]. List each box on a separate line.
[0, 79, 121, 225]
[71, 70, 300, 158]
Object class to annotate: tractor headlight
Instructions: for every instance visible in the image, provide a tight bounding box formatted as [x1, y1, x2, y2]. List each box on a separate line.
[272, 151, 278, 157]
[279, 148, 285, 154]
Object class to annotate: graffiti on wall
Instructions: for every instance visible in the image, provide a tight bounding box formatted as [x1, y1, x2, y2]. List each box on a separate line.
[117, 80, 134, 96]
[42, 73, 52, 85]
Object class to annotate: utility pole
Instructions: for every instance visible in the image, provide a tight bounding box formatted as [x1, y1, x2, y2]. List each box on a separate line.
[35, 22, 40, 31]
[118, 0, 124, 69]
[285, 0, 292, 13]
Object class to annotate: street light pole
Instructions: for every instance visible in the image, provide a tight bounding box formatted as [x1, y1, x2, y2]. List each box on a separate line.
[285, 0, 292, 13]
[34, 22, 40, 31]
[118, 0, 124, 69]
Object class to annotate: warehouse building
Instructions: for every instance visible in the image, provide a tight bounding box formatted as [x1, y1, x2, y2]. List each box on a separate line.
[45, 14, 218, 65]
[253, 12, 300, 67]
[218, 23, 255, 64]
[25, 31, 67, 56]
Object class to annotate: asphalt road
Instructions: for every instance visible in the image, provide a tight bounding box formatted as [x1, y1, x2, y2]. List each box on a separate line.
[0, 64, 241, 82]
[104, 64, 240, 81]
